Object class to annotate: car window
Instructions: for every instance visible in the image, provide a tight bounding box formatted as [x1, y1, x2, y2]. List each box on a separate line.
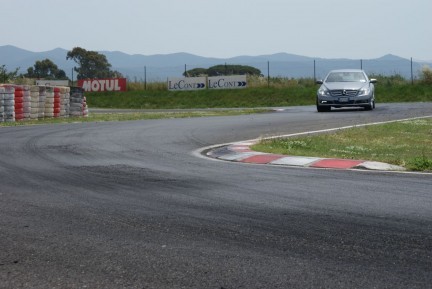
[326, 72, 367, 83]
[326, 73, 343, 82]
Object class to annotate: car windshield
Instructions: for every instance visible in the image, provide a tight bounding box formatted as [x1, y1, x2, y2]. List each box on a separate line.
[325, 72, 366, 83]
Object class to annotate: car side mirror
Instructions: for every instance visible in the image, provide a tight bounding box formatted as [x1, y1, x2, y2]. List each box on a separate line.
[316, 80, 323, 84]
[370, 79, 377, 83]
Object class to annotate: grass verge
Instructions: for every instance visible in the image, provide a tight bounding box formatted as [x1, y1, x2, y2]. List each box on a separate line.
[0, 109, 270, 127]
[252, 117, 432, 171]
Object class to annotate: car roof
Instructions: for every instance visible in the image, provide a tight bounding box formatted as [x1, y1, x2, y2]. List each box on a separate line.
[328, 69, 365, 73]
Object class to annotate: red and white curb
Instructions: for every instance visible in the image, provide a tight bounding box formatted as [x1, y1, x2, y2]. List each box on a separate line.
[198, 116, 432, 172]
[205, 141, 406, 171]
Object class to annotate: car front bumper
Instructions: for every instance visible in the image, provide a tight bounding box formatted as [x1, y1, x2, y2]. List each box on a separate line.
[317, 95, 373, 107]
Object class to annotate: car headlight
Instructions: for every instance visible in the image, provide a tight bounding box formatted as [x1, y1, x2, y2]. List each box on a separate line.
[358, 87, 371, 96]
[318, 88, 330, 96]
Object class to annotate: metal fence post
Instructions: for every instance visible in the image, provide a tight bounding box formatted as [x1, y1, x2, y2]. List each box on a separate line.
[267, 61, 270, 88]
[411, 57, 414, 85]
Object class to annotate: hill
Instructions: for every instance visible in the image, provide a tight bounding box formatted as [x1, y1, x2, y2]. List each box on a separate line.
[0, 45, 429, 81]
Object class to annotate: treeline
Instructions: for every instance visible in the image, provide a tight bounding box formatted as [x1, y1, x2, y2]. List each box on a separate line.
[183, 65, 262, 77]
[0, 47, 122, 83]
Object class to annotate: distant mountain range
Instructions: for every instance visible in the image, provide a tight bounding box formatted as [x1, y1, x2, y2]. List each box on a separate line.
[1, 45, 430, 81]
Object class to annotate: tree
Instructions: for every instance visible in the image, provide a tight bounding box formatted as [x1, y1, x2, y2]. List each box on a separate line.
[25, 59, 67, 80]
[183, 64, 261, 77]
[183, 68, 208, 77]
[0, 65, 19, 83]
[66, 47, 122, 79]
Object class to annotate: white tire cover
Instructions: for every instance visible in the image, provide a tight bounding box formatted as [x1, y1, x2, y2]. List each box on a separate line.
[4, 93, 14, 101]
[4, 99, 15, 106]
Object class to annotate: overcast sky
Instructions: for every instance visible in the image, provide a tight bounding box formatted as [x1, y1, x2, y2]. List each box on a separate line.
[1, 0, 431, 60]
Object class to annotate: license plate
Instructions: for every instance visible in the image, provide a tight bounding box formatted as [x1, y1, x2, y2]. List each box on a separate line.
[339, 97, 349, 102]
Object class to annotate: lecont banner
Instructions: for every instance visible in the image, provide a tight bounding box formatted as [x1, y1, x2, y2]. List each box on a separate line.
[78, 78, 127, 92]
[167, 76, 247, 91]
[167, 77, 206, 91]
[208, 75, 247, 89]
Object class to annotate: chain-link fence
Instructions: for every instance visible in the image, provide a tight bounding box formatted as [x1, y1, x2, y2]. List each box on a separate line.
[123, 57, 429, 83]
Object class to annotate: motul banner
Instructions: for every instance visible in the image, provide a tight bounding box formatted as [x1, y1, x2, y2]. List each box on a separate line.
[78, 78, 127, 92]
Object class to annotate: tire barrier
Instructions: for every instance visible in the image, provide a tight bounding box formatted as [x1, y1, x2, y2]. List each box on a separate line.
[23, 85, 31, 120]
[0, 87, 4, 122]
[30, 85, 39, 120]
[0, 84, 86, 123]
[60, 87, 70, 117]
[14, 85, 24, 121]
[38, 86, 46, 119]
[70, 87, 85, 117]
[53, 87, 61, 118]
[83, 96, 89, 117]
[2, 85, 15, 122]
[44, 87, 54, 118]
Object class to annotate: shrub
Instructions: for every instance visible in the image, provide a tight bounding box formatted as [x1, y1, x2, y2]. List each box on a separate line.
[420, 65, 432, 84]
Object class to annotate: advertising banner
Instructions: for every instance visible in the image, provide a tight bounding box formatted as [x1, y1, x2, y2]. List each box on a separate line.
[78, 78, 127, 92]
[208, 75, 247, 89]
[167, 77, 206, 91]
[36, 80, 69, 86]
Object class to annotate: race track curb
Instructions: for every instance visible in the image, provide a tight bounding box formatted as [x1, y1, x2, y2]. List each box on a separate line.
[205, 141, 407, 171]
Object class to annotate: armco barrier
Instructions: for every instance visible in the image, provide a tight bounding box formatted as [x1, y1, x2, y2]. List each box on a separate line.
[0, 85, 87, 122]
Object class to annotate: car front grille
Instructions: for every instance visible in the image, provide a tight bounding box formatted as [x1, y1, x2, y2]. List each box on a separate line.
[330, 90, 358, 97]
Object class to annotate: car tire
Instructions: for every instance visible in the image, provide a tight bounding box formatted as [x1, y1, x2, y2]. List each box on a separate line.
[317, 104, 331, 112]
[364, 99, 374, 111]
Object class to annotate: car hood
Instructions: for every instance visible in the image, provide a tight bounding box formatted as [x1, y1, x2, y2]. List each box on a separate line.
[323, 82, 369, 90]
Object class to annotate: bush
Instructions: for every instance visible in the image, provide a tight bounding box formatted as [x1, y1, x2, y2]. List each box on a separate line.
[420, 65, 432, 84]
[369, 73, 407, 86]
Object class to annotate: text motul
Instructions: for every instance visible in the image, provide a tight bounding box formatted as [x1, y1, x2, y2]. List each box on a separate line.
[80, 78, 126, 92]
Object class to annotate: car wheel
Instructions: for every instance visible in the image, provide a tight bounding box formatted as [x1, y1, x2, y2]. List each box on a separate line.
[364, 99, 374, 111]
[317, 105, 330, 112]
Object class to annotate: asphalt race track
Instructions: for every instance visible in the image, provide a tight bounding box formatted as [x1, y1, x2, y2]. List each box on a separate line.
[1, 103, 432, 289]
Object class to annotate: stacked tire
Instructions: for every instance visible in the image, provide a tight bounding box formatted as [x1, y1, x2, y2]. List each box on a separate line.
[38, 86, 46, 119]
[1, 85, 87, 122]
[61, 87, 69, 116]
[82, 96, 89, 117]
[14, 85, 24, 121]
[3, 85, 15, 122]
[69, 87, 84, 117]
[23, 85, 31, 120]
[0, 87, 4, 122]
[54, 87, 61, 118]
[44, 87, 54, 118]
[30, 86, 39, 120]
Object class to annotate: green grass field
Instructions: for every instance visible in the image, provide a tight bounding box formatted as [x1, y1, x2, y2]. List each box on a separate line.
[86, 81, 432, 109]
[0, 109, 269, 127]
